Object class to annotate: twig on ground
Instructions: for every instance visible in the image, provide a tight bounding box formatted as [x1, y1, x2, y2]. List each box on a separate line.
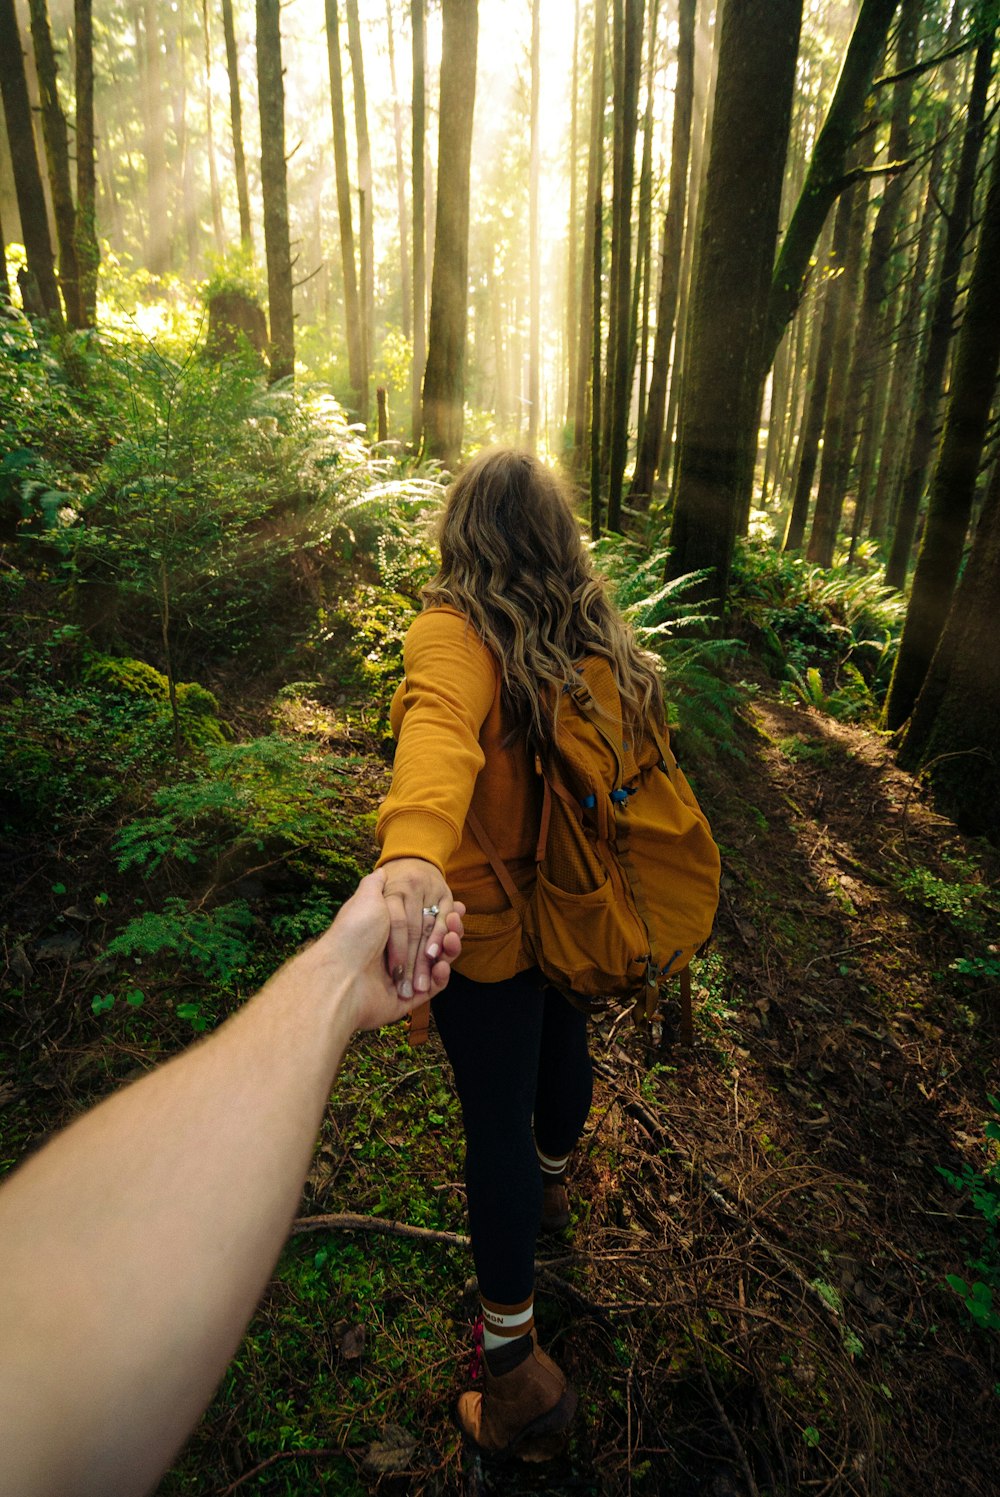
[291, 1212, 469, 1248]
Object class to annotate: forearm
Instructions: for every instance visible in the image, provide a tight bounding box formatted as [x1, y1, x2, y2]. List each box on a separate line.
[0, 939, 354, 1497]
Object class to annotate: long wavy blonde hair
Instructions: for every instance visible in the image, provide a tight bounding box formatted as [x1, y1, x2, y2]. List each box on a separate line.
[422, 447, 664, 755]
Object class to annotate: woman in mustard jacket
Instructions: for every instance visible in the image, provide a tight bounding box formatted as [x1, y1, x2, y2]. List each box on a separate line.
[376, 447, 664, 1459]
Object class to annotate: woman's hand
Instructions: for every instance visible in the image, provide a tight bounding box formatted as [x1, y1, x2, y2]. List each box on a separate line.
[314, 869, 464, 1032]
[379, 856, 461, 1001]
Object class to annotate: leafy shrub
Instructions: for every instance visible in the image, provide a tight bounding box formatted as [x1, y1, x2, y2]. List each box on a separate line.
[781, 662, 876, 722]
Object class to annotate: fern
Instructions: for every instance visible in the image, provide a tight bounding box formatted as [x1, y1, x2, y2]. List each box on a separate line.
[106, 898, 255, 983]
[591, 538, 746, 759]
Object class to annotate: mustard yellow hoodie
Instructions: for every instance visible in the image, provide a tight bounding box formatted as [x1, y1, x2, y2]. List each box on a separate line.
[375, 605, 541, 979]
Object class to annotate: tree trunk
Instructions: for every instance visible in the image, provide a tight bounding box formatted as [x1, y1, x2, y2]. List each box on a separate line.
[221, 0, 253, 251]
[884, 112, 1000, 732]
[630, 0, 694, 507]
[410, 0, 426, 447]
[142, 0, 170, 274]
[385, 0, 410, 342]
[666, 0, 802, 601]
[564, 0, 581, 435]
[662, 0, 714, 496]
[325, 0, 365, 417]
[528, 0, 540, 451]
[805, 116, 875, 568]
[573, 0, 607, 465]
[896, 453, 1000, 840]
[885, 31, 994, 592]
[590, 159, 604, 538]
[763, 0, 899, 375]
[27, 0, 82, 325]
[841, 0, 920, 558]
[783, 183, 854, 551]
[0, 0, 62, 322]
[346, 0, 374, 398]
[605, 0, 643, 533]
[630, 0, 657, 461]
[256, 0, 294, 382]
[201, 0, 225, 257]
[74, 0, 98, 325]
[173, 0, 199, 272]
[422, 0, 478, 468]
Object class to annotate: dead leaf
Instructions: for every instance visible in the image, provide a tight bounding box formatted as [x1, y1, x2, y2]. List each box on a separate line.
[362, 1423, 417, 1474]
[340, 1324, 365, 1361]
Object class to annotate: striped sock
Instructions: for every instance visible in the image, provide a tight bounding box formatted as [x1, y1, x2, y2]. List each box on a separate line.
[536, 1144, 570, 1178]
[480, 1293, 534, 1352]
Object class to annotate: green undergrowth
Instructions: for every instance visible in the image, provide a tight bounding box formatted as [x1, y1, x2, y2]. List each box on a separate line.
[730, 537, 904, 722]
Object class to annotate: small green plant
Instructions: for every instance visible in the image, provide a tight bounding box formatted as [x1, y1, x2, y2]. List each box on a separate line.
[894, 861, 986, 935]
[938, 1096, 1000, 1336]
[781, 662, 875, 722]
[106, 898, 255, 984]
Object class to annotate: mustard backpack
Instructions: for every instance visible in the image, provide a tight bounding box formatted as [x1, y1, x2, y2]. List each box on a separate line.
[465, 655, 721, 1042]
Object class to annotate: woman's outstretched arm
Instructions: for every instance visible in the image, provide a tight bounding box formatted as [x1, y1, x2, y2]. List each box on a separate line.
[0, 871, 462, 1497]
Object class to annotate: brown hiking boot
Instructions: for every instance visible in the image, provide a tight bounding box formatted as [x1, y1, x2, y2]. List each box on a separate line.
[540, 1175, 570, 1233]
[455, 1334, 578, 1460]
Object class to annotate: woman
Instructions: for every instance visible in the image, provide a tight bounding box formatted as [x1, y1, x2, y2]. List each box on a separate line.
[375, 447, 666, 1459]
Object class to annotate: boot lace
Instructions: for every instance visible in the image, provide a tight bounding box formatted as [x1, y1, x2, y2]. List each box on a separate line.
[468, 1315, 484, 1382]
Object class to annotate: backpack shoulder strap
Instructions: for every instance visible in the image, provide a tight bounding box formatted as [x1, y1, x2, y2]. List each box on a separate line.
[465, 806, 528, 911]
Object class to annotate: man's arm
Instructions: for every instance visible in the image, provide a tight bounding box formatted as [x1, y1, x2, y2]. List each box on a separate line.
[0, 871, 462, 1497]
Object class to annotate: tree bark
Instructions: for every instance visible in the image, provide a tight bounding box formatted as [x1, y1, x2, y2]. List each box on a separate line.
[256, 0, 294, 382]
[221, 0, 253, 251]
[73, 0, 98, 325]
[325, 0, 365, 416]
[630, 0, 657, 461]
[385, 0, 410, 341]
[0, 0, 62, 322]
[884, 112, 1000, 732]
[565, 0, 581, 435]
[410, 0, 426, 447]
[573, 0, 607, 465]
[173, 0, 199, 272]
[142, 0, 170, 275]
[201, 0, 226, 257]
[783, 183, 854, 551]
[605, 0, 643, 533]
[630, 0, 693, 506]
[346, 0, 374, 398]
[843, 0, 920, 558]
[27, 0, 82, 325]
[896, 454, 1000, 840]
[805, 116, 874, 568]
[422, 0, 478, 468]
[885, 31, 994, 592]
[666, 0, 802, 600]
[528, 0, 541, 452]
[763, 0, 899, 376]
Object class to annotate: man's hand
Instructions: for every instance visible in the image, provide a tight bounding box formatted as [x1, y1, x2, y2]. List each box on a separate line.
[315, 869, 464, 1032]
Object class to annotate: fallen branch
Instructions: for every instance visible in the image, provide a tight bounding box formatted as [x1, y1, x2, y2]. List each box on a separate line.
[291, 1212, 469, 1249]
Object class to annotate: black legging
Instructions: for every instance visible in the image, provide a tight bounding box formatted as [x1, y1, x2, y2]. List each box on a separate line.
[432, 967, 594, 1306]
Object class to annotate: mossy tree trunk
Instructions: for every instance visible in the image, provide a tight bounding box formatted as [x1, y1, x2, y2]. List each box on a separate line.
[605, 0, 643, 533]
[410, 0, 426, 448]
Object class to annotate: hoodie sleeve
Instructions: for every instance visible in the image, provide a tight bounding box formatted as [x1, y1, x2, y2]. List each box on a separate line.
[375, 607, 498, 873]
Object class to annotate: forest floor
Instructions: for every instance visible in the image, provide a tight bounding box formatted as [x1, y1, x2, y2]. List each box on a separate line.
[3, 670, 999, 1497]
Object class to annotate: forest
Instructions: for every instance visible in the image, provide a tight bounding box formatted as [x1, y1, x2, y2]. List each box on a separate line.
[1, 0, 999, 1492]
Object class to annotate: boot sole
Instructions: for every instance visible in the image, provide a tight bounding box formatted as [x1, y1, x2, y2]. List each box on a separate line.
[455, 1386, 579, 1463]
